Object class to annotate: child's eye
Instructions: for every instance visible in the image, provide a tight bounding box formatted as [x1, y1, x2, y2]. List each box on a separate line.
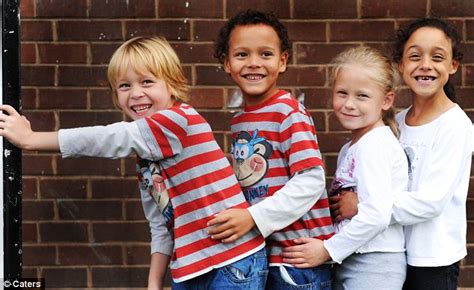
[357, 94, 370, 99]
[234, 52, 247, 58]
[143, 79, 154, 85]
[117, 83, 130, 90]
[408, 54, 421, 61]
[262, 51, 274, 57]
[432, 55, 445, 62]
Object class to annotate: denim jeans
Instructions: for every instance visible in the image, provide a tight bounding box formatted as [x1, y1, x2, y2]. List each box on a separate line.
[171, 247, 268, 290]
[266, 265, 332, 290]
[403, 261, 460, 290]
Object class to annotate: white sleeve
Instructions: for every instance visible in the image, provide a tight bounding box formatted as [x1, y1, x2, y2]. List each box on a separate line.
[247, 166, 325, 238]
[324, 144, 393, 263]
[141, 188, 174, 256]
[392, 124, 472, 225]
[58, 121, 154, 160]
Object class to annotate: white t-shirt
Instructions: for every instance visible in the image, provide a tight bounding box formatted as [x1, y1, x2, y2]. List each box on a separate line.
[324, 126, 408, 263]
[392, 104, 473, 266]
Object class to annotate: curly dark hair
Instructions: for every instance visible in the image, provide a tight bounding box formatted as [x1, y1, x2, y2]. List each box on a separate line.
[214, 9, 291, 64]
[392, 18, 463, 101]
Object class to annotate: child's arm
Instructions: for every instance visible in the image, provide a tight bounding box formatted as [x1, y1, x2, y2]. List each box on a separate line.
[207, 166, 325, 242]
[0, 105, 59, 151]
[281, 237, 330, 268]
[148, 252, 170, 290]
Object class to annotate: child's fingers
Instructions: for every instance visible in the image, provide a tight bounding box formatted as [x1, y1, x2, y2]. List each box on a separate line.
[206, 214, 228, 226]
[328, 195, 340, 204]
[0, 105, 20, 116]
[221, 234, 239, 243]
[210, 229, 233, 240]
[292, 237, 313, 245]
[281, 257, 307, 265]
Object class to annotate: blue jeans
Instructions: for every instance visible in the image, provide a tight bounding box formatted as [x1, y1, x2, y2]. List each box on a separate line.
[172, 247, 268, 290]
[403, 262, 460, 290]
[266, 265, 332, 290]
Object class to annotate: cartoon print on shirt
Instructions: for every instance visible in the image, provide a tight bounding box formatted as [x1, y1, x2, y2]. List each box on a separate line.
[231, 130, 273, 190]
[137, 160, 174, 225]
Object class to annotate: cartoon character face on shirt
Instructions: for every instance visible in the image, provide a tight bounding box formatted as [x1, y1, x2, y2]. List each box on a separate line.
[231, 130, 273, 188]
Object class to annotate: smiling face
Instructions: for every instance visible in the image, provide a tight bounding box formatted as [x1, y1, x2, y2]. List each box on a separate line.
[115, 69, 175, 120]
[399, 26, 459, 101]
[224, 24, 288, 106]
[332, 64, 394, 143]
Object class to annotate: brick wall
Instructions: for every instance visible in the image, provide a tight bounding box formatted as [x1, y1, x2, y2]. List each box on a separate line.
[20, 0, 474, 288]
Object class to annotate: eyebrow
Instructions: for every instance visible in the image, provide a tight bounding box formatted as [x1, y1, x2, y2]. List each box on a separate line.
[406, 45, 449, 53]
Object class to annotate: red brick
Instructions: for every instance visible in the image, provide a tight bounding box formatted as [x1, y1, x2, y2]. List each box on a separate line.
[279, 66, 326, 87]
[361, 0, 427, 18]
[172, 43, 217, 64]
[91, 178, 139, 199]
[38, 44, 87, 64]
[199, 111, 233, 131]
[468, 199, 474, 220]
[226, 1, 290, 18]
[21, 20, 53, 41]
[58, 111, 122, 128]
[284, 21, 326, 42]
[23, 200, 55, 221]
[308, 111, 326, 132]
[21, 65, 55, 86]
[91, 43, 120, 64]
[296, 43, 353, 64]
[294, 0, 357, 19]
[23, 222, 38, 243]
[467, 21, 474, 41]
[299, 88, 333, 109]
[318, 132, 351, 153]
[124, 157, 139, 176]
[58, 245, 123, 265]
[125, 20, 190, 41]
[42, 267, 88, 288]
[125, 245, 149, 264]
[193, 20, 227, 42]
[22, 111, 56, 131]
[23, 245, 56, 266]
[58, 200, 123, 220]
[460, 266, 474, 287]
[40, 222, 89, 242]
[395, 88, 415, 108]
[20, 0, 35, 17]
[90, 0, 155, 18]
[91, 267, 148, 287]
[37, 0, 87, 18]
[22, 267, 38, 279]
[124, 200, 145, 220]
[465, 65, 474, 86]
[458, 88, 474, 108]
[330, 21, 395, 42]
[22, 154, 54, 175]
[23, 177, 38, 199]
[58, 66, 108, 86]
[38, 88, 87, 109]
[188, 88, 224, 109]
[214, 132, 226, 151]
[160, 0, 223, 18]
[92, 222, 149, 242]
[40, 178, 88, 199]
[195, 65, 233, 86]
[468, 221, 474, 242]
[90, 89, 116, 109]
[57, 21, 123, 41]
[431, 0, 474, 17]
[21, 88, 37, 110]
[21, 43, 36, 64]
[324, 155, 338, 176]
[56, 158, 123, 177]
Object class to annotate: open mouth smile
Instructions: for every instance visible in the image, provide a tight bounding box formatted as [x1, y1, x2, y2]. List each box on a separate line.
[131, 104, 152, 113]
[415, 76, 436, 81]
[243, 74, 265, 81]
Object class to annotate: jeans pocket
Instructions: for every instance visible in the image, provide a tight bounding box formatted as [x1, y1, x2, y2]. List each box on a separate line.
[320, 279, 332, 290]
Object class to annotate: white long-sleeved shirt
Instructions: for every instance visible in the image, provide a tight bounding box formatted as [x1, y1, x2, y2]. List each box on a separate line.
[392, 105, 473, 266]
[324, 126, 408, 263]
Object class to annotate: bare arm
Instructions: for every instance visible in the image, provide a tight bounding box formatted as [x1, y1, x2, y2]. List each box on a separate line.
[148, 252, 170, 290]
[0, 105, 59, 151]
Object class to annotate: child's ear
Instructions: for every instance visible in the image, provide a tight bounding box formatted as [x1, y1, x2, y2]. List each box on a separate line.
[224, 57, 231, 74]
[397, 62, 404, 73]
[382, 91, 395, 110]
[449, 59, 459, 75]
[279, 51, 289, 73]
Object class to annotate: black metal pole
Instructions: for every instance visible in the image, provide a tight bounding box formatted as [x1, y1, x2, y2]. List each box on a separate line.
[2, 0, 21, 281]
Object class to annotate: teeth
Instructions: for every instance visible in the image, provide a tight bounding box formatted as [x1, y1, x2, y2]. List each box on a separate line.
[132, 105, 151, 112]
[415, 76, 435, 81]
[245, 74, 263, 80]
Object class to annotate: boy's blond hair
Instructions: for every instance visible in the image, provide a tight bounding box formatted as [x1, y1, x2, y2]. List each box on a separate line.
[107, 36, 189, 107]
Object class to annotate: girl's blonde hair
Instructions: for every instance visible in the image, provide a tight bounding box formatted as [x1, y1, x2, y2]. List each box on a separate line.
[330, 46, 400, 137]
[107, 36, 189, 107]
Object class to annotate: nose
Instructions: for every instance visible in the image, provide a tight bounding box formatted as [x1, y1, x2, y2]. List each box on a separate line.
[247, 54, 262, 68]
[130, 84, 143, 99]
[420, 56, 432, 70]
[343, 96, 356, 110]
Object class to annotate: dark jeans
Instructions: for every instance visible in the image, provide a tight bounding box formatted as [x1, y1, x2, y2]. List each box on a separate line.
[403, 261, 460, 290]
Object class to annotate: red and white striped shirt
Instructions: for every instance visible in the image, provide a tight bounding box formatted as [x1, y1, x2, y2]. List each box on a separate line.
[230, 90, 334, 264]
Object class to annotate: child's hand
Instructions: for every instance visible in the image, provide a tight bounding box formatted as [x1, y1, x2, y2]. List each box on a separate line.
[0, 105, 34, 149]
[281, 237, 330, 268]
[330, 190, 359, 222]
[207, 208, 255, 243]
